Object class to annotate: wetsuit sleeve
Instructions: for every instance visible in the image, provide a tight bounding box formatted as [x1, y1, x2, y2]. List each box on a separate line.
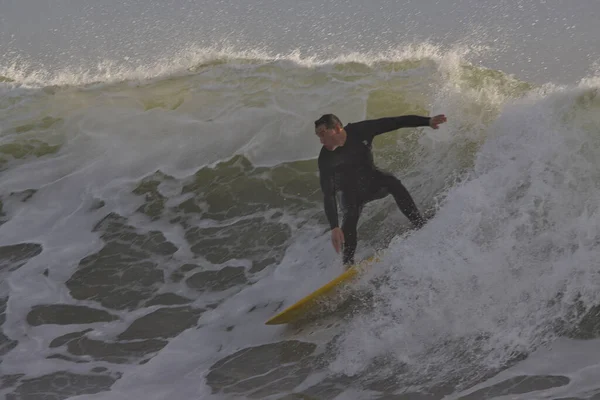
[350, 115, 431, 139]
[318, 156, 339, 229]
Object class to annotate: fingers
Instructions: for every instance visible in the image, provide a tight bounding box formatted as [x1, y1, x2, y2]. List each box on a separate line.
[430, 114, 447, 129]
[331, 229, 344, 253]
[331, 232, 338, 253]
[334, 234, 342, 253]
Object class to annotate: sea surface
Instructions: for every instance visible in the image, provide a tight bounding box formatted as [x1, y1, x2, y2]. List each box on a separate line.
[2, 1, 600, 399]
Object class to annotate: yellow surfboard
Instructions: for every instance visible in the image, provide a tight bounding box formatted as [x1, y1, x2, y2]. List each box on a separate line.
[265, 256, 378, 325]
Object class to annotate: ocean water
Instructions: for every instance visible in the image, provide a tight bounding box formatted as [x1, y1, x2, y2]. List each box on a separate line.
[1, 1, 600, 399]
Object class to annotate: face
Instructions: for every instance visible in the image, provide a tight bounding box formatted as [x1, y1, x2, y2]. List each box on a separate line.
[315, 123, 341, 151]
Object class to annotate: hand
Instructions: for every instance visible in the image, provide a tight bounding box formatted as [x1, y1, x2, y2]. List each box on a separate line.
[429, 114, 447, 129]
[331, 227, 345, 254]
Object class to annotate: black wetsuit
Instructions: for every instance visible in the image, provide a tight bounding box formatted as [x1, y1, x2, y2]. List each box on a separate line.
[318, 115, 431, 265]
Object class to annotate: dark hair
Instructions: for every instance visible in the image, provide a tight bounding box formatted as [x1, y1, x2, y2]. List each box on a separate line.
[314, 114, 342, 129]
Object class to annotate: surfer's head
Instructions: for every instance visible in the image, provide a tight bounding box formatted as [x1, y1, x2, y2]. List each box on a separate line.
[315, 114, 345, 150]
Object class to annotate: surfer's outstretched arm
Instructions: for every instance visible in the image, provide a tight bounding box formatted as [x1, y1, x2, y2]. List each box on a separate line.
[349, 114, 447, 139]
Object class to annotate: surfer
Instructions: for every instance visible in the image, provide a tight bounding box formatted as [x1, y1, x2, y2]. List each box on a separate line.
[315, 113, 447, 266]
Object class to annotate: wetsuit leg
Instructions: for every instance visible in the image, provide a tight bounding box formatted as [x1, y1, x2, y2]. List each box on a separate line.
[374, 172, 425, 228]
[340, 195, 363, 266]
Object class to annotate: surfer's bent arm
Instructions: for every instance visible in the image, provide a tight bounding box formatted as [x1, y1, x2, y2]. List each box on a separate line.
[319, 166, 339, 229]
[351, 115, 431, 138]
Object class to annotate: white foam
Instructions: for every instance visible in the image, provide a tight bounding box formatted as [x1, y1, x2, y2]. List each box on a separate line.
[329, 80, 600, 392]
[0, 42, 465, 88]
[2, 47, 599, 399]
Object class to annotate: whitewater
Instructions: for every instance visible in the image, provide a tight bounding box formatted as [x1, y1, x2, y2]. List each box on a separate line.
[2, 1, 600, 399]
